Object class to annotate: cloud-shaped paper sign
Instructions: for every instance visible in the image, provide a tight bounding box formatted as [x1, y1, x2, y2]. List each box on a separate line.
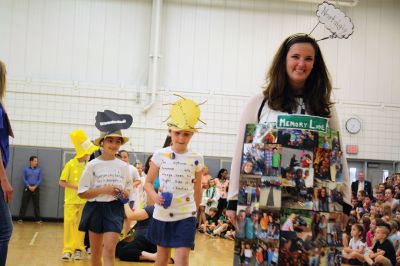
[316, 1, 354, 39]
[95, 110, 133, 132]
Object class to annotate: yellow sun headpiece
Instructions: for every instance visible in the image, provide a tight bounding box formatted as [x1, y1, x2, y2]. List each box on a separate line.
[165, 94, 206, 132]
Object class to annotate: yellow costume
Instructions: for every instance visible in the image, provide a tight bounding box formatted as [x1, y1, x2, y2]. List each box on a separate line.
[60, 130, 98, 255]
[60, 158, 87, 253]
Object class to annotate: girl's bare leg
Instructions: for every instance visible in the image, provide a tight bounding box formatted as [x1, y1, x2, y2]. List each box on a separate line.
[155, 246, 171, 266]
[89, 231, 103, 266]
[175, 247, 190, 266]
[102, 232, 119, 266]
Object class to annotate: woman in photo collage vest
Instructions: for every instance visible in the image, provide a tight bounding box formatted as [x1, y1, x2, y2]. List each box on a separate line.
[227, 33, 351, 217]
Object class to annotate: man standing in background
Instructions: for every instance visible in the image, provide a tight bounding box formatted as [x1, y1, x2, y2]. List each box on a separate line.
[351, 171, 372, 197]
[18, 156, 42, 223]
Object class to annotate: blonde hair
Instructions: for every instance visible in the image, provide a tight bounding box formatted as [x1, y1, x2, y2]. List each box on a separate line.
[288, 213, 297, 221]
[376, 225, 390, 236]
[207, 178, 215, 188]
[0, 60, 6, 101]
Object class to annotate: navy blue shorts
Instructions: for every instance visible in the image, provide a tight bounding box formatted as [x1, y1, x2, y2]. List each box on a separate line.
[79, 201, 124, 234]
[147, 217, 196, 248]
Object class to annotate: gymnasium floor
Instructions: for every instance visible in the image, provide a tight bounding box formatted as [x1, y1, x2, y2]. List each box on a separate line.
[7, 222, 234, 266]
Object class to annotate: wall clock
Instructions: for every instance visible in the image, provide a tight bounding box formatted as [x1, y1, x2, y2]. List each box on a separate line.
[345, 117, 361, 134]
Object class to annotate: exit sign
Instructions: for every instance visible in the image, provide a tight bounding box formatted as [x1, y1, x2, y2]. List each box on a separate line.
[346, 145, 358, 154]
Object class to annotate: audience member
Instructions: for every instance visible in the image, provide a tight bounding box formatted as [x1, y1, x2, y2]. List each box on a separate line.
[351, 171, 372, 197]
[215, 168, 229, 218]
[364, 225, 396, 266]
[18, 156, 42, 223]
[115, 204, 174, 264]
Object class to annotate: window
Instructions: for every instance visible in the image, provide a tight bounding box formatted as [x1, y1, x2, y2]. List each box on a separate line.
[383, 170, 389, 183]
[350, 168, 357, 183]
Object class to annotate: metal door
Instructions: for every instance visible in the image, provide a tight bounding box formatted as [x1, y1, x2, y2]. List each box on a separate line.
[367, 162, 394, 189]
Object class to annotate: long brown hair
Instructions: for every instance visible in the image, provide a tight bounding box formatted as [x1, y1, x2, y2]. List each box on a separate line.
[263, 34, 333, 117]
[0, 60, 6, 101]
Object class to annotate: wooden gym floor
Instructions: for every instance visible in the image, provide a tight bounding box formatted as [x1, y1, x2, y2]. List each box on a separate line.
[7, 222, 234, 266]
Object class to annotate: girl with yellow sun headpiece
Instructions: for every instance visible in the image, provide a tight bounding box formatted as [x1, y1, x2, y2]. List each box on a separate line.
[144, 95, 205, 266]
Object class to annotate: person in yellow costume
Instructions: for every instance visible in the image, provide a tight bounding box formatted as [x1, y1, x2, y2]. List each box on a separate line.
[59, 129, 99, 261]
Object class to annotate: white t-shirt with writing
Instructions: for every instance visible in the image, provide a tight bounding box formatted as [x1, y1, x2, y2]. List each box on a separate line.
[151, 146, 204, 222]
[78, 158, 132, 202]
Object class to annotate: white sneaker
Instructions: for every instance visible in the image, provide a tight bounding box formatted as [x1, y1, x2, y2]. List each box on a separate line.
[74, 250, 82, 260]
[86, 247, 91, 255]
[61, 252, 72, 261]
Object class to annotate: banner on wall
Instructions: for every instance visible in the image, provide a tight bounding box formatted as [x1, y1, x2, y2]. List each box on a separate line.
[234, 115, 345, 265]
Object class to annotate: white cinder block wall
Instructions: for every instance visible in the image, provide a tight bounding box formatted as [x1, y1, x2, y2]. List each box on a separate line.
[0, 0, 399, 161]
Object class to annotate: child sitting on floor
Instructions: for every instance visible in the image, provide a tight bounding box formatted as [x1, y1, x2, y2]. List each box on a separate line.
[199, 207, 219, 234]
[342, 223, 367, 264]
[364, 225, 396, 266]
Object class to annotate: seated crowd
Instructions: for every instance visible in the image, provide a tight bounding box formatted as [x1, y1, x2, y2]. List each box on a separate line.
[341, 172, 400, 266]
[196, 168, 235, 239]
